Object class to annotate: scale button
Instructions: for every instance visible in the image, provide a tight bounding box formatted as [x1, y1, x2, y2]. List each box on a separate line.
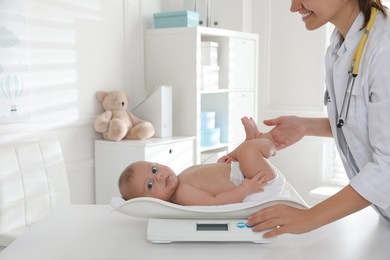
[236, 222, 246, 229]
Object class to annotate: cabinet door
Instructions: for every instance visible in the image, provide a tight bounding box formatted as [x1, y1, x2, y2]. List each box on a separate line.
[195, 0, 252, 32]
[227, 91, 255, 144]
[195, 0, 208, 26]
[209, 0, 243, 30]
[228, 38, 256, 89]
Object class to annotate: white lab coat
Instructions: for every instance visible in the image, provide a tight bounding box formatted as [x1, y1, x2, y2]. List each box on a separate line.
[325, 11, 390, 220]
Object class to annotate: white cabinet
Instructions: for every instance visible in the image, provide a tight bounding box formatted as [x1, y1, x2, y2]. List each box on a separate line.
[194, 0, 252, 32]
[145, 27, 258, 164]
[94, 137, 195, 204]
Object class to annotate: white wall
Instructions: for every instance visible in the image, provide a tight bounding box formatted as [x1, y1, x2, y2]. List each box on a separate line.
[0, 0, 187, 204]
[123, 0, 186, 108]
[253, 0, 329, 206]
[0, 0, 129, 204]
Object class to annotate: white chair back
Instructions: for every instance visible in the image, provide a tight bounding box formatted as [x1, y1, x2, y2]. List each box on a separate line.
[0, 140, 70, 246]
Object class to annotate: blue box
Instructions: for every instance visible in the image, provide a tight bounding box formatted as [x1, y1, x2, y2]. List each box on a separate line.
[201, 128, 220, 147]
[153, 11, 199, 29]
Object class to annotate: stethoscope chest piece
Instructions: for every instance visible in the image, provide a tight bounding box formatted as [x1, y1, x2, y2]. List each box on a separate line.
[336, 119, 344, 128]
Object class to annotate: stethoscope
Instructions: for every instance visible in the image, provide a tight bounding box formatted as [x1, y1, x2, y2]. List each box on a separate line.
[336, 7, 378, 128]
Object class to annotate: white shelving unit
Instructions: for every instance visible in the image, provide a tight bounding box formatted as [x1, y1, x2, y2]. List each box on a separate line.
[145, 26, 258, 163]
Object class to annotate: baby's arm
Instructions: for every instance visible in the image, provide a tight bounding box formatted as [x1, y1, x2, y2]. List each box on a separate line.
[172, 174, 267, 206]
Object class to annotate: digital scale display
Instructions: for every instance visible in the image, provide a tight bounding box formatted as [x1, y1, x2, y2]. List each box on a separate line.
[147, 218, 274, 243]
[196, 223, 229, 231]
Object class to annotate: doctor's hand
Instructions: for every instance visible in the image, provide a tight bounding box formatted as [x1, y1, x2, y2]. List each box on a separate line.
[263, 116, 307, 150]
[246, 204, 315, 238]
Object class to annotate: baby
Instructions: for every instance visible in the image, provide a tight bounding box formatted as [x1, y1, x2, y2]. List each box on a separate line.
[118, 117, 281, 206]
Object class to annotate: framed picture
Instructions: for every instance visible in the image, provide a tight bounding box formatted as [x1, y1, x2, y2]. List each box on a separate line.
[0, 0, 30, 123]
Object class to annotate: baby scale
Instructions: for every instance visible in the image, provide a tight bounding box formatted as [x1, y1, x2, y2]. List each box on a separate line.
[111, 182, 308, 244]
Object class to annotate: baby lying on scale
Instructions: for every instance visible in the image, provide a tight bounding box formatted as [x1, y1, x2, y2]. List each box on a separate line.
[118, 117, 285, 206]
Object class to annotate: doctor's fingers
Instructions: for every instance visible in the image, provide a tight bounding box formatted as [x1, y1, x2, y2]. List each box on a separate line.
[263, 117, 283, 127]
[247, 205, 311, 237]
[246, 205, 284, 235]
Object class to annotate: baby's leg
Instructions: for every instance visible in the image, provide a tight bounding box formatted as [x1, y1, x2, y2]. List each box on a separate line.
[242, 117, 275, 146]
[218, 117, 259, 163]
[236, 138, 276, 182]
[241, 116, 261, 141]
[218, 117, 262, 163]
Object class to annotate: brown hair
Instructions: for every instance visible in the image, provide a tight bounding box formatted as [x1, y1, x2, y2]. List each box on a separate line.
[118, 164, 135, 200]
[360, 0, 388, 28]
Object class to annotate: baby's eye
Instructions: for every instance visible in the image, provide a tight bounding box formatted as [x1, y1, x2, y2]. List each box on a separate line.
[152, 166, 157, 174]
[147, 181, 153, 190]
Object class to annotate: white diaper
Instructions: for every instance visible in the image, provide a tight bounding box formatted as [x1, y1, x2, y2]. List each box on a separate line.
[229, 161, 286, 202]
[230, 161, 245, 186]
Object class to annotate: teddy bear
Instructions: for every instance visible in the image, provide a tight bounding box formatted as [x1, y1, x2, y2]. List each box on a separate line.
[94, 90, 155, 141]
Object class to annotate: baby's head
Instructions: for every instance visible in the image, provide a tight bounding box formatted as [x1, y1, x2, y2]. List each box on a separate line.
[118, 161, 179, 201]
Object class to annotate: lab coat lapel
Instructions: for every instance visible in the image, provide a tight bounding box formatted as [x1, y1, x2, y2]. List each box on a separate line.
[330, 13, 366, 114]
[332, 53, 350, 112]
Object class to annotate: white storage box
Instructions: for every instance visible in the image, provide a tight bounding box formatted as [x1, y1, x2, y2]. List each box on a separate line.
[201, 41, 218, 66]
[201, 111, 216, 129]
[201, 65, 219, 90]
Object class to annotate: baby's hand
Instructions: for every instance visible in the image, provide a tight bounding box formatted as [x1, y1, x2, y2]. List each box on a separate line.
[217, 155, 237, 163]
[241, 174, 268, 195]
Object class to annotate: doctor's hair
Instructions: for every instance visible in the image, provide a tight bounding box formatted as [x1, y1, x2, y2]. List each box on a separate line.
[118, 164, 136, 201]
[360, 0, 388, 28]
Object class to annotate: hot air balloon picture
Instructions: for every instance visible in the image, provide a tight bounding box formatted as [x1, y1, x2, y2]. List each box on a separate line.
[0, 73, 24, 113]
[0, 1, 30, 123]
[0, 72, 30, 122]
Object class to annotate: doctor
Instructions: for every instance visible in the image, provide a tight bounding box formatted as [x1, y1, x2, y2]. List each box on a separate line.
[247, 0, 390, 238]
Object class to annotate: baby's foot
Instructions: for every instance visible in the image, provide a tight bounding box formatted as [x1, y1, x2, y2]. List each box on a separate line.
[241, 116, 261, 140]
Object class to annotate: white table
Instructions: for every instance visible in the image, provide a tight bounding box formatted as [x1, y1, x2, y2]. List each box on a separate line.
[0, 205, 389, 260]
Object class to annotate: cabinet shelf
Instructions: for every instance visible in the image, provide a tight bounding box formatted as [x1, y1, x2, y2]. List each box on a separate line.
[200, 89, 228, 94]
[200, 143, 228, 153]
